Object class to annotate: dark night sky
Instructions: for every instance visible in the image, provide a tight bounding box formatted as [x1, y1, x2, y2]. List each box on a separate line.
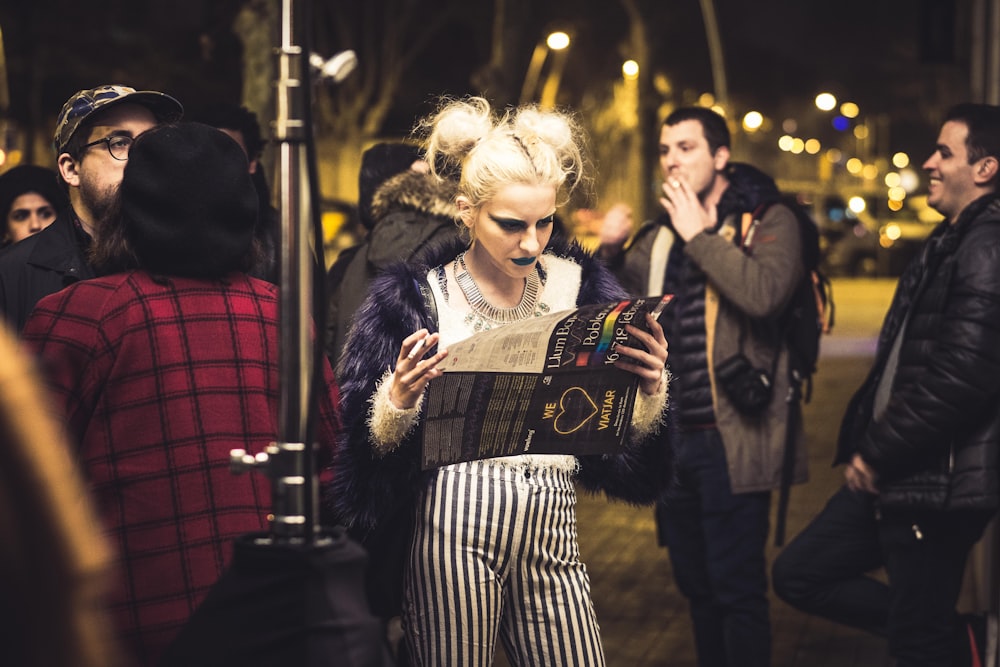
[399, 0, 965, 157]
[0, 0, 972, 165]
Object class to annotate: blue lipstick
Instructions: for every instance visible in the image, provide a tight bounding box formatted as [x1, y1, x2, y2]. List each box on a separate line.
[512, 256, 536, 266]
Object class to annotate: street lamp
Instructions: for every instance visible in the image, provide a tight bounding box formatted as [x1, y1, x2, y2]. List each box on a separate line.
[547, 31, 570, 51]
[520, 30, 572, 108]
[815, 92, 837, 111]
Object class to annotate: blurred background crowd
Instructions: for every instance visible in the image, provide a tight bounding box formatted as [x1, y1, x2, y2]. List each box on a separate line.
[0, 0, 989, 272]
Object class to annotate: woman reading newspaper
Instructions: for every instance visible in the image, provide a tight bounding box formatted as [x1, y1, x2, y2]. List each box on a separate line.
[330, 96, 670, 667]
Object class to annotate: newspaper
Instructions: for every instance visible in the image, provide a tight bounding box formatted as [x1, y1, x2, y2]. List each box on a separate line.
[421, 294, 673, 469]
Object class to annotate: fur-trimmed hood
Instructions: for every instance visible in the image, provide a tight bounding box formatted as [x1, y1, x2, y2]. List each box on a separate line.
[370, 170, 460, 223]
[365, 171, 462, 270]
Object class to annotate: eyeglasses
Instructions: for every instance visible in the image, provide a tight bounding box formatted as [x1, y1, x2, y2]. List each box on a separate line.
[80, 135, 134, 161]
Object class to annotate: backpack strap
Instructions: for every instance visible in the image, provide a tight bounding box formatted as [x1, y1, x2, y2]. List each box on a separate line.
[739, 200, 804, 548]
[738, 202, 772, 251]
[647, 225, 675, 297]
[774, 388, 801, 547]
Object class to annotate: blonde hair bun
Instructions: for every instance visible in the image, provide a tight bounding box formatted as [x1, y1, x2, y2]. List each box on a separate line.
[418, 96, 588, 212]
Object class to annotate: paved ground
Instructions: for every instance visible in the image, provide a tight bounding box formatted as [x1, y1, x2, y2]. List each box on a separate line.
[496, 278, 900, 667]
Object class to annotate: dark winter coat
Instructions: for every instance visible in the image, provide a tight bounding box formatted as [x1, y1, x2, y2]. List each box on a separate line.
[837, 193, 1000, 511]
[325, 170, 461, 365]
[0, 211, 94, 332]
[22, 270, 342, 664]
[329, 235, 672, 533]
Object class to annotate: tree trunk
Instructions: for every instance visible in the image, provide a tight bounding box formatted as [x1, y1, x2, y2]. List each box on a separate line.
[233, 0, 277, 177]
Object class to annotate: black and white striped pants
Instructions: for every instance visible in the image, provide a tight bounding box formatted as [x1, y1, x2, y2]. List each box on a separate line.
[402, 459, 606, 666]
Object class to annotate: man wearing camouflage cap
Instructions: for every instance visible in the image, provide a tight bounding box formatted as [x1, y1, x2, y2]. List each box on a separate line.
[0, 84, 182, 332]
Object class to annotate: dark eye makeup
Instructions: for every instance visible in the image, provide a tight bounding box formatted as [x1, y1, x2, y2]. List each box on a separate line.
[488, 212, 555, 230]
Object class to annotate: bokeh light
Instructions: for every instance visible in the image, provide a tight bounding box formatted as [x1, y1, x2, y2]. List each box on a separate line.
[622, 60, 639, 79]
[848, 196, 866, 213]
[900, 168, 921, 193]
[742, 110, 763, 132]
[892, 152, 910, 168]
[846, 157, 863, 174]
[547, 31, 570, 50]
[840, 102, 860, 118]
[884, 172, 902, 188]
[815, 92, 837, 111]
[805, 138, 821, 154]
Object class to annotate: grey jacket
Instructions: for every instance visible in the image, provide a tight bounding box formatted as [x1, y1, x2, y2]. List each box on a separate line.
[610, 164, 808, 493]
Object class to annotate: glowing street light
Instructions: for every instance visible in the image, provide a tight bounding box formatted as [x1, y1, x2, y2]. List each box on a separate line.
[815, 92, 837, 111]
[547, 31, 570, 50]
[521, 30, 573, 109]
[622, 59, 639, 80]
[742, 110, 763, 132]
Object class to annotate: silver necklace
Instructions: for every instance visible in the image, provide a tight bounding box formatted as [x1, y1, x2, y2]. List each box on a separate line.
[454, 251, 549, 331]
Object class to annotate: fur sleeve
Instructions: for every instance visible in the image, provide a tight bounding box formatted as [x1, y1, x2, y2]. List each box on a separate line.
[328, 262, 437, 531]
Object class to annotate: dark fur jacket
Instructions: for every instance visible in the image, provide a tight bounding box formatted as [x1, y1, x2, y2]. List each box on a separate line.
[329, 234, 672, 532]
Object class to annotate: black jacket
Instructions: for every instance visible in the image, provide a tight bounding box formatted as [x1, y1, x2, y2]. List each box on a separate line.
[0, 212, 94, 332]
[837, 194, 1000, 510]
[325, 170, 460, 365]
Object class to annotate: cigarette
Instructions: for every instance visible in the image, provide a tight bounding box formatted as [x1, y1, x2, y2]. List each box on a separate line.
[651, 295, 673, 319]
[407, 337, 426, 360]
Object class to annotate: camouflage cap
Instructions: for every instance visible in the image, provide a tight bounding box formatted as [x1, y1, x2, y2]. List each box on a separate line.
[53, 84, 184, 155]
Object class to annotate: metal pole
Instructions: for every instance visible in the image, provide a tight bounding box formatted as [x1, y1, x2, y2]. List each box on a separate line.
[972, 0, 987, 102]
[539, 47, 569, 110]
[229, 2, 357, 546]
[520, 41, 549, 106]
[698, 0, 728, 109]
[272, 0, 315, 543]
[989, 0, 1000, 104]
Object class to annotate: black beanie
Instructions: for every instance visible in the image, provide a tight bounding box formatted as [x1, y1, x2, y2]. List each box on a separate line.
[0, 165, 69, 221]
[122, 122, 258, 278]
[358, 142, 423, 230]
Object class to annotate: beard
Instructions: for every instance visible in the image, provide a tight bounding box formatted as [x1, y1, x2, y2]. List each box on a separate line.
[78, 179, 118, 241]
[82, 181, 137, 275]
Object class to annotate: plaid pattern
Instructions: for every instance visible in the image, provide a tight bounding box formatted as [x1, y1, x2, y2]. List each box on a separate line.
[22, 271, 342, 665]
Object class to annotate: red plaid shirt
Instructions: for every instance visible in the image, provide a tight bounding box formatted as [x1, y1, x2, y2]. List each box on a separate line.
[22, 271, 342, 665]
